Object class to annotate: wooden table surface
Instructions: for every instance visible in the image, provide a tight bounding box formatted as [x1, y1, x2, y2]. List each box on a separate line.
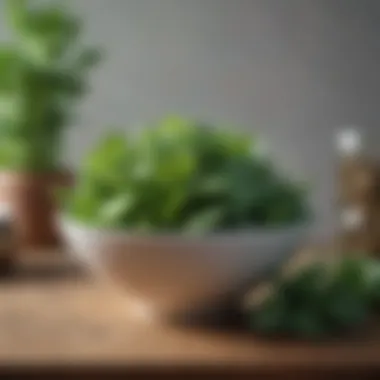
[0, 251, 380, 379]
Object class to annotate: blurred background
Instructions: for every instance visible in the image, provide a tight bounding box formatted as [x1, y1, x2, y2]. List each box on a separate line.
[1, 0, 380, 239]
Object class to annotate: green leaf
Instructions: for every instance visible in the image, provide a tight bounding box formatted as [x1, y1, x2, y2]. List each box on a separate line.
[98, 193, 135, 227]
[251, 295, 288, 335]
[353, 258, 380, 307]
[157, 115, 193, 138]
[195, 175, 229, 197]
[184, 206, 226, 235]
[332, 257, 369, 298]
[5, 0, 28, 30]
[65, 182, 101, 223]
[278, 263, 327, 309]
[74, 48, 102, 71]
[84, 132, 129, 181]
[286, 309, 328, 339]
[0, 47, 22, 92]
[322, 287, 369, 330]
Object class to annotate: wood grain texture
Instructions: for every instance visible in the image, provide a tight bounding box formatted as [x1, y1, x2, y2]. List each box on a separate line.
[0, 250, 379, 379]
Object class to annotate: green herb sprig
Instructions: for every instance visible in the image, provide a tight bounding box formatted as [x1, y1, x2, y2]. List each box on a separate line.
[250, 256, 380, 339]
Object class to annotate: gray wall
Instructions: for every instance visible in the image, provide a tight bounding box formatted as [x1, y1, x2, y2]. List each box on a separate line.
[2, 0, 380, 237]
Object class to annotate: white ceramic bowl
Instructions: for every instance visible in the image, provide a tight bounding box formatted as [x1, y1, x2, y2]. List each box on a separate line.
[60, 218, 309, 322]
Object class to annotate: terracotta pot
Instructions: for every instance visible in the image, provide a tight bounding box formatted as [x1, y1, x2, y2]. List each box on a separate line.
[0, 169, 74, 249]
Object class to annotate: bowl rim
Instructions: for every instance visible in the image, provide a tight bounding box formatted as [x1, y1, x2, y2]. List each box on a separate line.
[59, 214, 311, 241]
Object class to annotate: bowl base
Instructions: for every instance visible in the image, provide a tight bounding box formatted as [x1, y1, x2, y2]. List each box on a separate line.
[122, 295, 245, 330]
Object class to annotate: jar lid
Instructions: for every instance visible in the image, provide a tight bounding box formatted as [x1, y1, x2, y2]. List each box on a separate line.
[336, 128, 362, 156]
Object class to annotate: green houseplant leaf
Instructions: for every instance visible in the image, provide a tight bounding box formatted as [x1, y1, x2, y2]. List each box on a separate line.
[0, 0, 102, 172]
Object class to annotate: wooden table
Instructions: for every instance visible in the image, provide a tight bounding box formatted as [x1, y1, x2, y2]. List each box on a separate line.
[0, 252, 380, 379]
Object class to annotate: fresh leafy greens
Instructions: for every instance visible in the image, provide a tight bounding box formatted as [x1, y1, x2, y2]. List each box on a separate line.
[63, 116, 310, 233]
[250, 256, 380, 339]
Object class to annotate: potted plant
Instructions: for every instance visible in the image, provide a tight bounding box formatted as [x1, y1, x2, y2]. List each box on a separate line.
[0, 0, 101, 247]
[60, 117, 311, 322]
